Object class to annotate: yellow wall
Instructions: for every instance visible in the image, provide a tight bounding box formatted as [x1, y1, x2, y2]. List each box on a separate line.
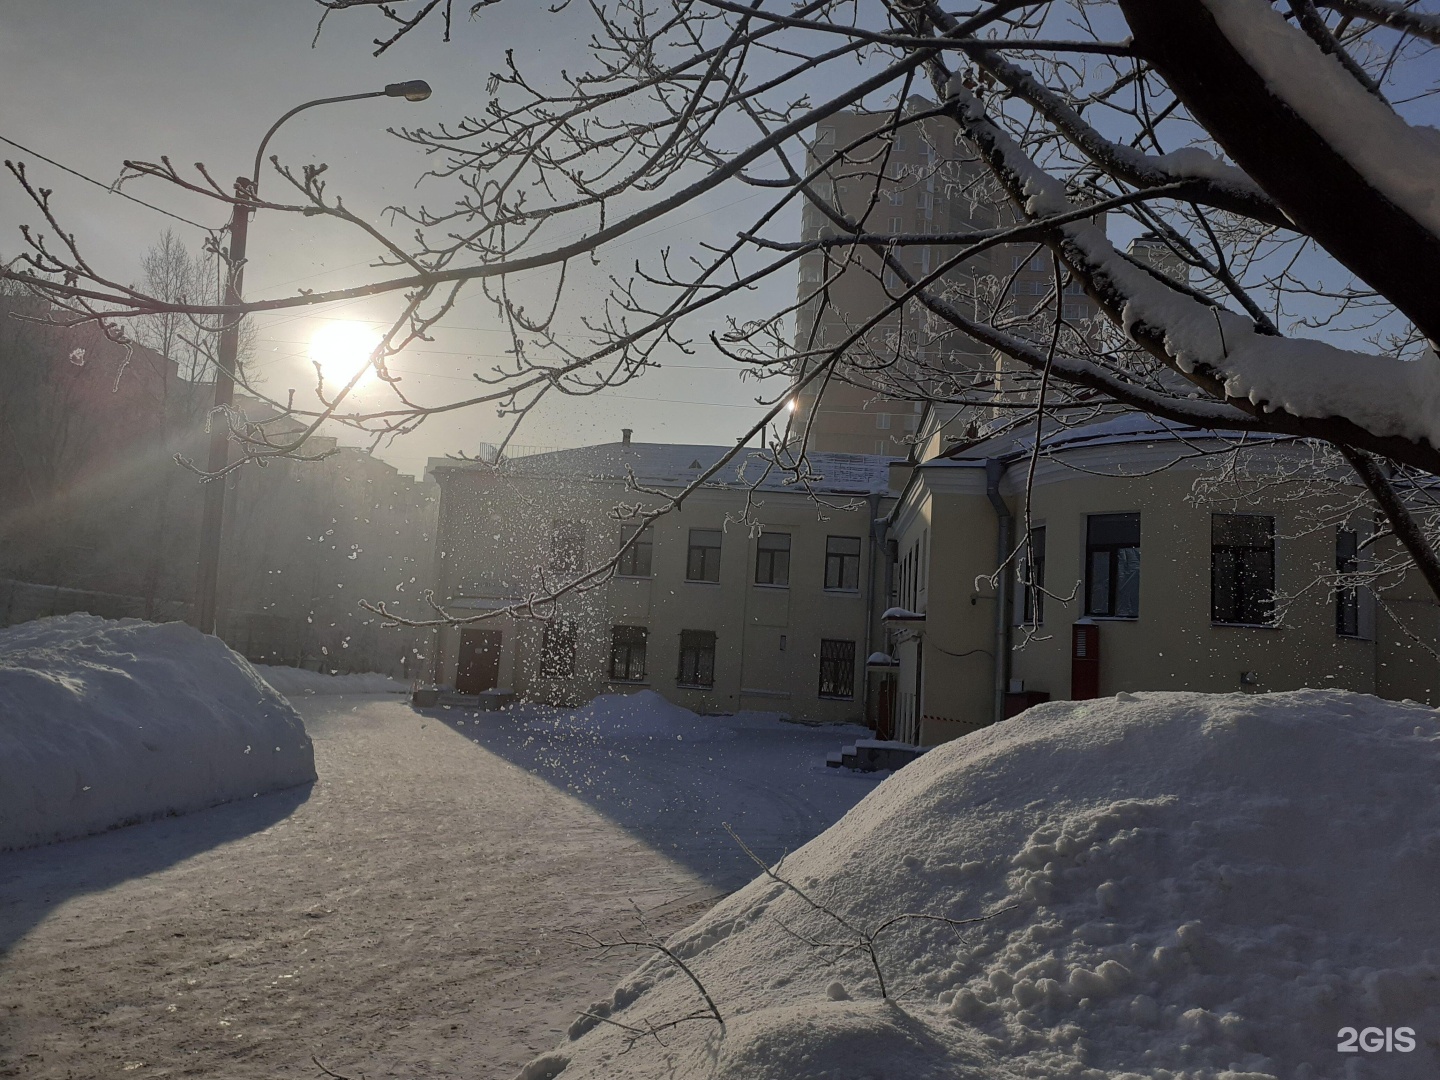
[431, 467, 887, 723]
[885, 446, 1439, 749]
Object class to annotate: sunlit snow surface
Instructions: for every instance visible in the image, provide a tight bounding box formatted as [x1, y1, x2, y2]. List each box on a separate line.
[0, 615, 316, 850]
[534, 690, 1440, 1080]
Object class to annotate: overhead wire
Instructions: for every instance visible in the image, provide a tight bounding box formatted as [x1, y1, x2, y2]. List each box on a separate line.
[0, 133, 215, 231]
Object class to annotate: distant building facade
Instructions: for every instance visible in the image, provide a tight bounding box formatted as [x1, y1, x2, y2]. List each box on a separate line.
[427, 439, 896, 723]
[877, 416, 1440, 745]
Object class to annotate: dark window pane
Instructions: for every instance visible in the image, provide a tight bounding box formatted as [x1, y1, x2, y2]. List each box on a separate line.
[1114, 547, 1141, 618]
[617, 528, 653, 577]
[1336, 528, 1360, 637]
[549, 520, 585, 572]
[1085, 514, 1140, 618]
[1020, 526, 1046, 625]
[687, 529, 722, 582]
[756, 532, 791, 586]
[1211, 515, 1274, 624]
[818, 639, 856, 698]
[1088, 551, 1111, 616]
[540, 619, 577, 676]
[1088, 513, 1139, 547]
[677, 629, 717, 687]
[825, 535, 862, 590]
[609, 625, 647, 681]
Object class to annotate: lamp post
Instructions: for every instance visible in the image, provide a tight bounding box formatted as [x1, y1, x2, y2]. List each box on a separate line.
[193, 81, 433, 636]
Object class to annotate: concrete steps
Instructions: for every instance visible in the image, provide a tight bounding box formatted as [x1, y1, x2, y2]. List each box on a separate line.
[825, 739, 927, 772]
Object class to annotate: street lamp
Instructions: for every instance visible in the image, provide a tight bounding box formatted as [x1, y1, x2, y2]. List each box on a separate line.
[193, 81, 433, 636]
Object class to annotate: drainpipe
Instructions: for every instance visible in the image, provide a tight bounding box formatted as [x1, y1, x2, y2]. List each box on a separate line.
[863, 491, 884, 727]
[985, 458, 1012, 726]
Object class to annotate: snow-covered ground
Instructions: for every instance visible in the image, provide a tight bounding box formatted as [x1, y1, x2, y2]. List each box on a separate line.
[0, 616, 316, 851]
[0, 691, 877, 1078]
[458, 690, 879, 890]
[253, 664, 408, 696]
[536, 690, 1440, 1080]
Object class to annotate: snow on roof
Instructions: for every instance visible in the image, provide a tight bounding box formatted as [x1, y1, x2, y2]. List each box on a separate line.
[536, 688, 1440, 1079]
[928, 412, 1235, 467]
[433, 442, 898, 495]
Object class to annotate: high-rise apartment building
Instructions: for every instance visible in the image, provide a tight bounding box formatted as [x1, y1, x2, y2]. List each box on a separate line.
[789, 102, 1096, 456]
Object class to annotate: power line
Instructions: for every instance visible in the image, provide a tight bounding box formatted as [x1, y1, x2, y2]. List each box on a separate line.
[0, 133, 214, 231]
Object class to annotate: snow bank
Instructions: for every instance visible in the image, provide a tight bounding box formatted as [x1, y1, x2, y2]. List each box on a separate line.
[0, 616, 316, 851]
[534, 690, 1440, 1079]
[255, 664, 408, 696]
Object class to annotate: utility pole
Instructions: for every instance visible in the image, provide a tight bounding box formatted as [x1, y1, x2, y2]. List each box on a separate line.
[189, 80, 433, 637]
[193, 177, 252, 636]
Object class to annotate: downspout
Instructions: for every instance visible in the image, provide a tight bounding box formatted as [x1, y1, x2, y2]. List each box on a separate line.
[985, 458, 1012, 725]
[863, 490, 884, 727]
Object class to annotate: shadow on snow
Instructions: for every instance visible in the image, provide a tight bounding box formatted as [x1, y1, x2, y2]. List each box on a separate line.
[421, 701, 882, 894]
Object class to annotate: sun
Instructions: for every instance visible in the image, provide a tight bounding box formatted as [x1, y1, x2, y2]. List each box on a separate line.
[309, 321, 383, 386]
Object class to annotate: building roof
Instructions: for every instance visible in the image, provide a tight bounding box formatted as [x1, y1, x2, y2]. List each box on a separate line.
[429, 442, 899, 496]
[928, 412, 1271, 467]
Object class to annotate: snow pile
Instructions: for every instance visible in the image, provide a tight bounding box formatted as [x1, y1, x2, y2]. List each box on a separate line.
[533, 690, 1440, 1079]
[255, 664, 408, 696]
[0, 616, 316, 851]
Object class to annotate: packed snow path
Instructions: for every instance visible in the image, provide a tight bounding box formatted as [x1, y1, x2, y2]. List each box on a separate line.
[0, 694, 879, 1079]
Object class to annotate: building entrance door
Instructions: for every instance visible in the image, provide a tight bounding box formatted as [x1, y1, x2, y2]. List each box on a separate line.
[456, 629, 502, 694]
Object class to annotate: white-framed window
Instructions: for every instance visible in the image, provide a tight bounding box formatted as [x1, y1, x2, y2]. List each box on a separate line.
[876, 412, 892, 430]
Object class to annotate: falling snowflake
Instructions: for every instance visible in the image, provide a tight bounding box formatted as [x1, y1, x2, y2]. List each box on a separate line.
[68, 348, 86, 366]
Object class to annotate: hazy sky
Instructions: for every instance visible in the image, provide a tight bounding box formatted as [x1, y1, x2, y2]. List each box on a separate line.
[0, 1, 794, 476]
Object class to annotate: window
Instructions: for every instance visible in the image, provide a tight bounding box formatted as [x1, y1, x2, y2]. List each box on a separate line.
[818, 639, 856, 699]
[755, 532, 791, 586]
[876, 412, 892, 430]
[540, 619, 577, 676]
[617, 527, 653, 577]
[1085, 513, 1140, 618]
[609, 625, 647, 681]
[1211, 514, 1275, 625]
[549, 520, 585, 572]
[677, 630, 717, 688]
[1018, 525, 1046, 625]
[1062, 302, 1089, 320]
[825, 536, 862, 591]
[887, 190, 905, 206]
[1336, 527, 1361, 638]
[889, 216, 905, 234]
[686, 528, 722, 582]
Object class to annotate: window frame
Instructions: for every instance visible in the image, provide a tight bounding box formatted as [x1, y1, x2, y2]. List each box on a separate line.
[1210, 513, 1276, 626]
[686, 528, 723, 583]
[1016, 525, 1047, 627]
[824, 535, 863, 592]
[677, 629, 717, 689]
[1335, 525, 1371, 640]
[1084, 513, 1141, 619]
[754, 532, 791, 587]
[548, 519, 586, 573]
[609, 625, 648, 682]
[616, 526, 653, 578]
[818, 639, 857, 699]
[540, 619, 578, 677]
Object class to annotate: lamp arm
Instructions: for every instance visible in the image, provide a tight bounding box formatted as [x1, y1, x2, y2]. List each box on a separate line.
[250, 90, 387, 189]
